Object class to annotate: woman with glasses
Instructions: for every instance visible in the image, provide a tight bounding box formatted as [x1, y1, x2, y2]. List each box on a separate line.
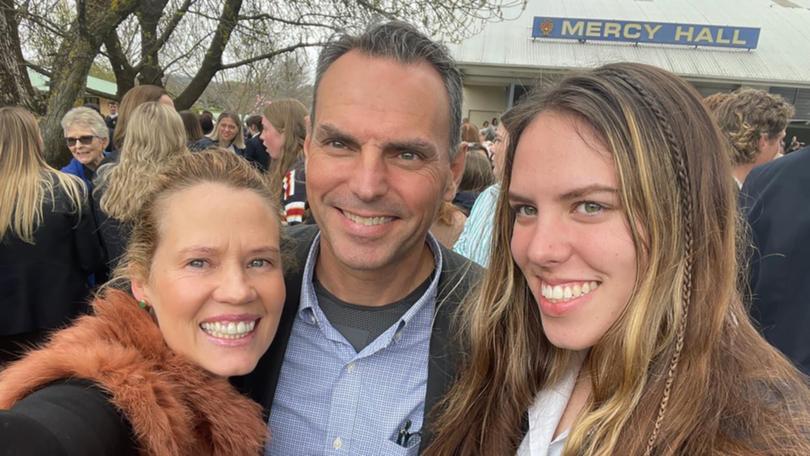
[0, 107, 105, 366]
[60, 107, 110, 192]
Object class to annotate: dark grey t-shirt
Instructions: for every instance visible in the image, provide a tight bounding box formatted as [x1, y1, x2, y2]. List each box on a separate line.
[314, 274, 434, 353]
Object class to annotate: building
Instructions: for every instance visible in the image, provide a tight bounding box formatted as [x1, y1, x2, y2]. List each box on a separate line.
[448, 0, 810, 142]
[27, 68, 118, 116]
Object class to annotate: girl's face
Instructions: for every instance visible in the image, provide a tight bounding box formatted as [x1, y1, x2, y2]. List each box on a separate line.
[508, 111, 637, 350]
[218, 117, 239, 143]
[260, 117, 284, 159]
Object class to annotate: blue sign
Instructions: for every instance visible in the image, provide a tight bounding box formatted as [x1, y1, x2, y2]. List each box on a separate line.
[532, 17, 760, 50]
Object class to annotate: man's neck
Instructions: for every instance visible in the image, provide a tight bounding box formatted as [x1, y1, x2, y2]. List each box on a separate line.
[733, 165, 754, 187]
[314, 241, 436, 307]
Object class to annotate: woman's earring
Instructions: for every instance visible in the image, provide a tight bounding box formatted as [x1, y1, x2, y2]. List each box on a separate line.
[138, 300, 149, 310]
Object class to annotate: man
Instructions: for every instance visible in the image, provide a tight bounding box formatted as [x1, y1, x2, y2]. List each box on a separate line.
[242, 114, 270, 172]
[740, 145, 810, 376]
[713, 89, 793, 187]
[233, 21, 479, 454]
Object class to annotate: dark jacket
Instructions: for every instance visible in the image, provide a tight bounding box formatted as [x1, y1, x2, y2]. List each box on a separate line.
[188, 136, 216, 152]
[0, 182, 104, 340]
[232, 224, 481, 452]
[90, 182, 130, 283]
[740, 146, 810, 375]
[0, 290, 267, 455]
[241, 135, 270, 172]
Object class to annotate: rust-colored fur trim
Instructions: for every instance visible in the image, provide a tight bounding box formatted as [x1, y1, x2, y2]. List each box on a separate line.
[0, 289, 266, 455]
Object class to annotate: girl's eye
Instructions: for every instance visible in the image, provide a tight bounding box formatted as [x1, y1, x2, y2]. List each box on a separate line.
[576, 201, 605, 215]
[513, 205, 537, 217]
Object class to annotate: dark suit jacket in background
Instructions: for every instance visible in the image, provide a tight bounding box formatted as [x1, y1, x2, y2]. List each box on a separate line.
[232, 224, 481, 452]
[241, 135, 270, 172]
[740, 146, 810, 375]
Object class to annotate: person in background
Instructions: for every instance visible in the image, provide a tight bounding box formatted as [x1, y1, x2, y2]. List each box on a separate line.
[427, 63, 810, 455]
[0, 150, 284, 454]
[211, 112, 246, 155]
[242, 114, 270, 172]
[452, 144, 495, 216]
[94, 102, 189, 279]
[453, 119, 509, 266]
[702, 91, 732, 113]
[0, 107, 105, 365]
[105, 101, 118, 130]
[60, 107, 109, 192]
[180, 110, 215, 152]
[714, 88, 794, 187]
[199, 110, 215, 135]
[110, 85, 174, 161]
[260, 98, 309, 224]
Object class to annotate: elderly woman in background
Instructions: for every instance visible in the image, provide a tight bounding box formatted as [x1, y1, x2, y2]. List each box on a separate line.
[94, 102, 189, 278]
[261, 98, 309, 224]
[0, 107, 105, 365]
[60, 107, 109, 192]
[0, 150, 285, 454]
[211, 112, 246, 155]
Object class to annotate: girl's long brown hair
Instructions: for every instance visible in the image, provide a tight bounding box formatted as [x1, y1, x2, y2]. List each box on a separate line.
[425, 63, 810, 455]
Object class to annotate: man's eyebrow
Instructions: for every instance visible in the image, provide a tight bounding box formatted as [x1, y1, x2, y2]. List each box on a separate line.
[314, 123, 360, 148]
[559, 184, 619, 201]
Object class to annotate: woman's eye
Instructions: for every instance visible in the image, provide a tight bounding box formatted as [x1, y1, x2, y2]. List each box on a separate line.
[576, 201, 605, 215]
[248, 259, 271, 268]
[188, 259, 206, 268]
[513, 205, 537, 217]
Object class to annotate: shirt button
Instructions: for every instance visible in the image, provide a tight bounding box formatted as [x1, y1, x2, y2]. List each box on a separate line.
[394, 331, 403, 342]
[333, 436, 343, 449]
[347, 362, 356, 373]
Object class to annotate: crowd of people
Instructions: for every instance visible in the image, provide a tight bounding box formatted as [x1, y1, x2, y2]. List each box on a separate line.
[1, 20, 808, 455]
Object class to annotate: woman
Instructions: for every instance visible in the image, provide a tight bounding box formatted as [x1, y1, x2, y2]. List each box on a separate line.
[60, 106, 109, 192]
[94, 102, 189, 278]
[211, 112, 246, 155]
[260, 98, 309, 224]
[0, 107, 105, 365]
[179, 110, 215, 151]
[0, 150, 284, 454]
[426, 63, 810, 455]
[111, 84, 173, 156]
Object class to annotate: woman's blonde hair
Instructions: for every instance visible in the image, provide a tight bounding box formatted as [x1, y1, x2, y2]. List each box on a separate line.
[98, 102, 188, 222]
[426, 63, 810, 455]
[0, 107, 85, 243]
[113, 149, 280, 283]
[113, 84, 169, 148]
[210, 112, 246, 150]
[263, 98, 308, 181]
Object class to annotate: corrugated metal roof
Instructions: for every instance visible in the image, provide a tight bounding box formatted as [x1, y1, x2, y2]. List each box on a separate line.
[447, 0, 810, 87]
[27, 68, 118, 97]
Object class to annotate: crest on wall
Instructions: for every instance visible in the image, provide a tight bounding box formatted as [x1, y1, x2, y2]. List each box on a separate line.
[539, 19, 554, 36]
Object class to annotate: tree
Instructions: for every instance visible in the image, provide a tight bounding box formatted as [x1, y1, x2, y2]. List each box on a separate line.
[0, 0, 38, 110]
[12, 0, 527, 165]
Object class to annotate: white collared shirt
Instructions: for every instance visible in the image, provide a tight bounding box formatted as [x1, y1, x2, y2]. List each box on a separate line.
[516, 351, 586, 456]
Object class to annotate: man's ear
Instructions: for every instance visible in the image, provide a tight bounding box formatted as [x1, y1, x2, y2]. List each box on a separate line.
[444, 144, 467, 202]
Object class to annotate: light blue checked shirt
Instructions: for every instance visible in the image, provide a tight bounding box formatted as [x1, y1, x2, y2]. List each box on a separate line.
[453, 183, 500, 267]
[266, 233, 441, 456]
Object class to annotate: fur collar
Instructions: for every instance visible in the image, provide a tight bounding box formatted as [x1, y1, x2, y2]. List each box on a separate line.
[0, 289, 266, 455]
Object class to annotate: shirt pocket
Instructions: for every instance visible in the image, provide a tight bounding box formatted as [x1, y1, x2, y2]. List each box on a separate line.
[379, 438, 420, 456]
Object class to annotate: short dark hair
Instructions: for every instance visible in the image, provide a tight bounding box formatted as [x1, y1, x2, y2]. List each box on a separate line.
[245, 115, 263, 132]
[312, 21, 463, 158]
[199, 112, 214, 135]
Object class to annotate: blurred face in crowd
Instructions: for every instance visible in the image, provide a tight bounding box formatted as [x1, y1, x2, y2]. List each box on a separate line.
[132, 182, 285, 377]
[64, 125, 107, 170]
[260, 117, 284, 159]
[305, 50, 464, 280]
[757, 129, 786, 165]
[218, 117, 239, 144]
[491, 123, 509, 179]
[509, 111, 637, 350]
[109, 103, 118, 114]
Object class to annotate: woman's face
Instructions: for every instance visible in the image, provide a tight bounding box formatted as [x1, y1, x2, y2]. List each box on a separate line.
[132, 182, 285, 377]
[65, 125, 106, 169]
[509, 111, 637, 350]
[491, 124, 509, 179]
[217, 117, 239, 144]
[260, 116, 284, 159]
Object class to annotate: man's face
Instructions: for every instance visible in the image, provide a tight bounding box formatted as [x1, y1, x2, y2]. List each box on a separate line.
[305, 50, 464, 276]
[109, 103, 117, 114]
